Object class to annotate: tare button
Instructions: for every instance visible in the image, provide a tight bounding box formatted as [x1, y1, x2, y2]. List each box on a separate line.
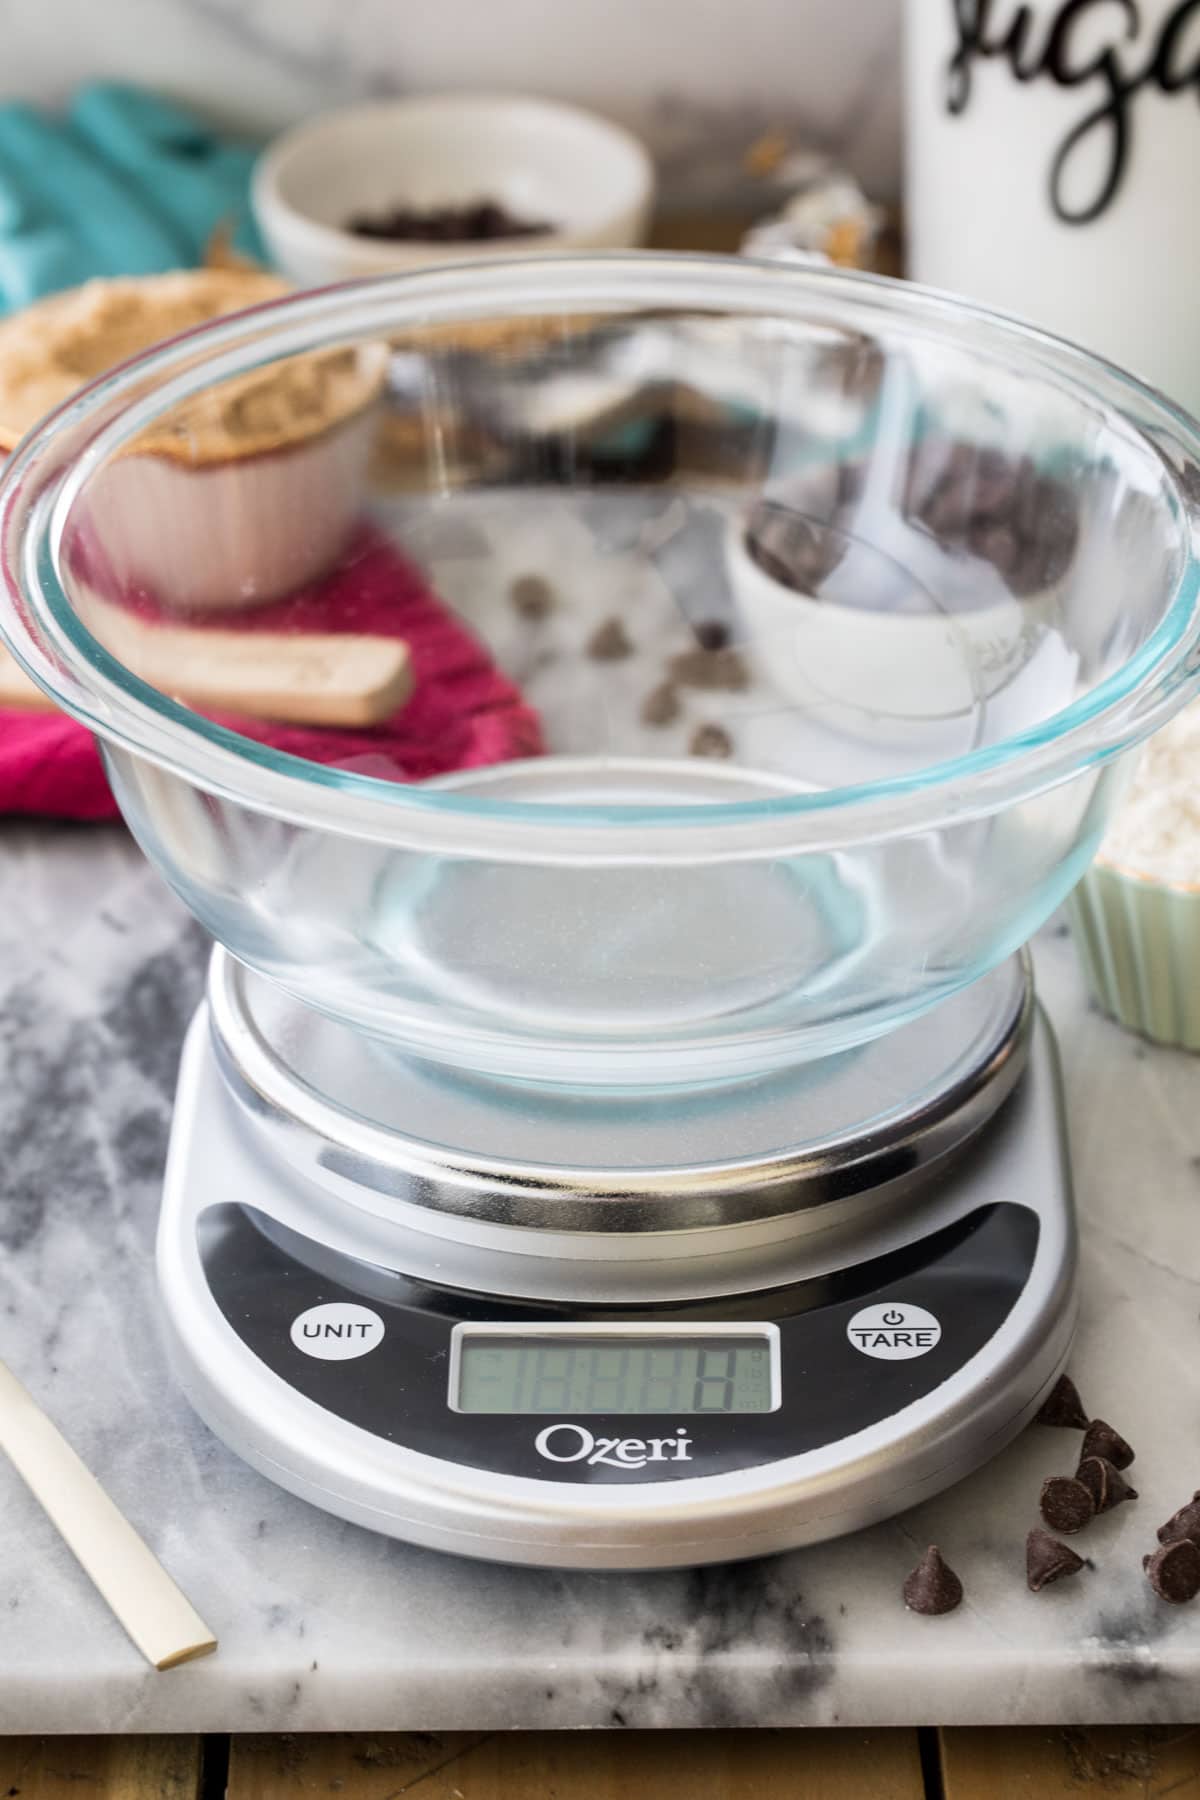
[290, 1303, 385, 1361]
[846, 1302, 942, 1361]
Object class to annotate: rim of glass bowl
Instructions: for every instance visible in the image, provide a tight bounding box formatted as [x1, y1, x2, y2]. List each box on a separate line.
[2, 252, 1200, 866]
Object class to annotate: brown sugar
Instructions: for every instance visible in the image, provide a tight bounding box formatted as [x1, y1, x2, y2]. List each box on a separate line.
[0, 270, 386, 463]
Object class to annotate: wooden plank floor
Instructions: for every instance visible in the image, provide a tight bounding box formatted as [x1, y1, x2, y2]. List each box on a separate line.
[939, 1725, 1200, 1796]
[3, 1728, 1199, 1797]
[0, 1737, 203, 1799]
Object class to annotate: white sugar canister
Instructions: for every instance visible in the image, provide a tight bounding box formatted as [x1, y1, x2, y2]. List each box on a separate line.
[905, 0, 1200, 413]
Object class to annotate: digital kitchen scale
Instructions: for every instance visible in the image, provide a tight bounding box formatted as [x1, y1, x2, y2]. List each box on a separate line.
[158, 945, 1076, 1569]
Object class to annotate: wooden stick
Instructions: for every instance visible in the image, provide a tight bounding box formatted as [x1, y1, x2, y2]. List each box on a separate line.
[0, 1358, 217, 1670]
[0, 615, 413, 729]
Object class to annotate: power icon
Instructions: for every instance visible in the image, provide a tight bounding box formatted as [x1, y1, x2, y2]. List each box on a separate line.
[846, 1302, 942, 1361]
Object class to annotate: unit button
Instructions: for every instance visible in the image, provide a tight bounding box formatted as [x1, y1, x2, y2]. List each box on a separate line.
[847, 1302, 942, 1361]
[290, 1303, 385, 1361]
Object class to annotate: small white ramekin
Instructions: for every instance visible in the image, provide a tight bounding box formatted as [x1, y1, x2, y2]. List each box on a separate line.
[722, 510, 1061, 748]
[78, 364, 384, 614]
[253, 93, 656, 287]
[0, 273, 386, 614]
[1068, 857, 1200, 1051]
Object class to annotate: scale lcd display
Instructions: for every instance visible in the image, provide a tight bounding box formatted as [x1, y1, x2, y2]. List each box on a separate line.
[452, 1331, 777, 1415]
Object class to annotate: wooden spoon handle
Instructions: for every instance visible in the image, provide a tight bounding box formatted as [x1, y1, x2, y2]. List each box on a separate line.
[0, 1358, 216, 1670]
[0, 618, 412, 728]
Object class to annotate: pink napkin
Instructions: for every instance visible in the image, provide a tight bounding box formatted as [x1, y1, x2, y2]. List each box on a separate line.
[0, 523, 543, 819]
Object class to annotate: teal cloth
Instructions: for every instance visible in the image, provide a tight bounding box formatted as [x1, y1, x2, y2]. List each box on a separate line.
[0, 84, 264, 315]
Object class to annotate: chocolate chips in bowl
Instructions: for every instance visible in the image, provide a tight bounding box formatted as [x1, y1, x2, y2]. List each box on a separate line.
[902, 437, 1079, 600]
[726, 437, 1082, 759]
[346, 200, 553, 243]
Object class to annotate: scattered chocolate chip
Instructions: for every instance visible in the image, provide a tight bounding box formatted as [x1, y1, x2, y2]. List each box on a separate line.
[640, 681, 681, 728]
[693, 619, 730, 652]
[1035, 1375, 1090, 1430]
[509, 573, 556, 620]
[902, 1546, 963, 1616]
[668, 646, 749, 692]
[1157, 1498, 1200, 1547]
[689, 722, 733, 759]
[1144, 1539, 1200, 1604]
[1080, 1419, 1134, 1471]
[1026, 1527, 1087, 1592]
[1075, 1456, 1138, 1515]
[1039, 1475, 1096, 1535]
[347, 199, 551, 242]
[587, 617, 633, 661]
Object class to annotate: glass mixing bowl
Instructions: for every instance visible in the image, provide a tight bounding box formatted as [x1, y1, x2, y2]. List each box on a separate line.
[3, 255, 1200, 1088]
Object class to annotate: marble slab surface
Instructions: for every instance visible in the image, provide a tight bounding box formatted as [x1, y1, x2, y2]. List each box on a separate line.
[0, 0, 902, 206]
[0, 822, 1197, 1731]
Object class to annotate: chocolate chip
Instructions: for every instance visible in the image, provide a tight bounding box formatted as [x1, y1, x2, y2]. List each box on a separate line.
[693, 619, 730, 652]
[1080, 1419, 1134, 1471]
[668, 646, 749, 692]
[1039, 1475, 1096, 1534]
[902, 1546, 963, 1616]
[1075, 1456, 1137, 1515]
[587, 617, 633, 661]
[640, 682, 681, 728]
[1157, 1498, 1200, 1547]
[509, 573, 556, 620]
[1026, 1527, 1087, 1592]
[1144, 1539, 1200, 1604]
[689, 723, 733, 759]
[1035, 1375, 1090, 1430]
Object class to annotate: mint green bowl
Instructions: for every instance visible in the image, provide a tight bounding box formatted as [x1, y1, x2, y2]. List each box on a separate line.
[1069, 859, 1200, 1051]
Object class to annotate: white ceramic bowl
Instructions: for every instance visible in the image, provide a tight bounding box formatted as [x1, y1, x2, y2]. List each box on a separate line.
[723, 507, 1066, 752]
[253, 94, 656, 286]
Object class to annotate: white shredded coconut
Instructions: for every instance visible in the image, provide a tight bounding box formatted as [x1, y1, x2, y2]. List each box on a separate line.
[1099, 699, 1200, 884]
